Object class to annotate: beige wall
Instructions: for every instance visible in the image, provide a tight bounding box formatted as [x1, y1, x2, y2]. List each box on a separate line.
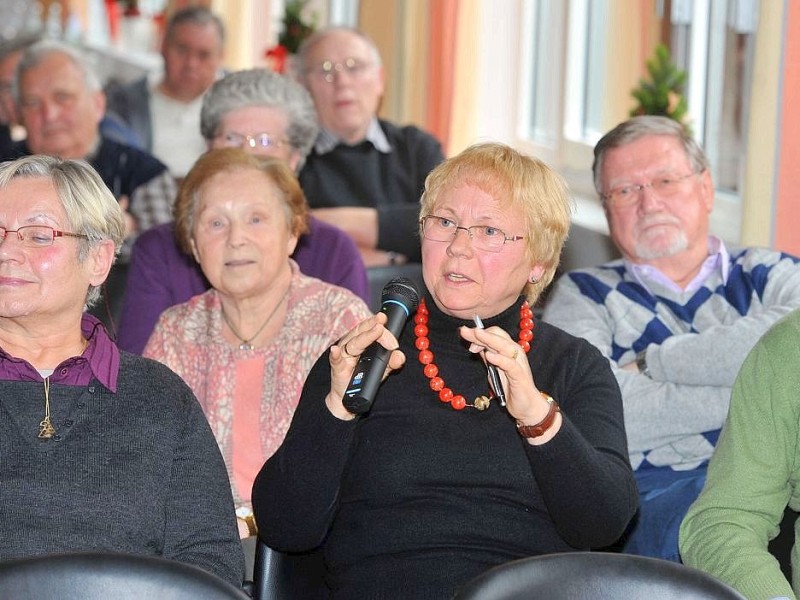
[740, 1, 783, 248]
[359, 0, 430, 128]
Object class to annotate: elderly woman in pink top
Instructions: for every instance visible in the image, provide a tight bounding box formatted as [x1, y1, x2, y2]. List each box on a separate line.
[144, 148, 371, 537]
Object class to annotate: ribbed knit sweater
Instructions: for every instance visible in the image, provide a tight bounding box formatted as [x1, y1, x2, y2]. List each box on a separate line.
[0, 352, 244, 588]
[680, 308, 800, 600]
[254, 294, 637, 599]
[543, 246, 800, 474]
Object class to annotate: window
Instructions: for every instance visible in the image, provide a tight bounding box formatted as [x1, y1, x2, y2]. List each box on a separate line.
[521, 0, 759, 241]
[669, 0, 758, 194]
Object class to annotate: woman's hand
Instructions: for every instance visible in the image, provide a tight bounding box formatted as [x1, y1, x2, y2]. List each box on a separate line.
[326, 312, 407, 421]
[460, 324, 562, 443]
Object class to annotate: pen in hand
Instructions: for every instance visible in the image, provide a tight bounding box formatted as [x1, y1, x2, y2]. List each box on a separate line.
[473, 315, 507, 406]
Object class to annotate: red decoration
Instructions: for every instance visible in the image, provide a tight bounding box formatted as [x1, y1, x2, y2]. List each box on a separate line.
[415, 298, 535, 411]
[105, 0, 120, 41]
[265, 44, 290, 74]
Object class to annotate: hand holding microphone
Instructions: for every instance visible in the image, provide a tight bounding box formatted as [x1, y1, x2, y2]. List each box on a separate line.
[339, 278, 420, 415]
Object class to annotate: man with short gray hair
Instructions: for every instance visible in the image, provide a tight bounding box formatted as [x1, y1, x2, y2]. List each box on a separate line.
[543, 115, 800, 562]
[2, 39, 176, 254]
[106, 6, 225, 177]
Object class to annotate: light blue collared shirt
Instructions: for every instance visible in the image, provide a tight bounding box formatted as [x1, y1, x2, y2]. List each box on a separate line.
[313, 117, 392, 155]
[625, 236, 730, 295]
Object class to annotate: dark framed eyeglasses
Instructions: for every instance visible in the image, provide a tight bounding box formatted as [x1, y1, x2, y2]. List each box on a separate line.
[419, 215, 525, 253]
[0, 225, 88, 249]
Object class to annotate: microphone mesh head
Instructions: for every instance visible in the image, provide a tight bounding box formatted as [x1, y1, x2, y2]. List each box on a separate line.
[382, 277, 420, 312]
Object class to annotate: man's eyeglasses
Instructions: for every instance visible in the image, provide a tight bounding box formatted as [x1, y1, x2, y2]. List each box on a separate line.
[0, 225, 88, 248]
[419, 215, 525, 253]
[216, 132, 287, 150]
[307, 58, 373, 83]
[602, 171, 701, 209]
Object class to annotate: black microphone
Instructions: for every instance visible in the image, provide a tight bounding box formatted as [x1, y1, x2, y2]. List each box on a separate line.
[343, 277, 421, 415]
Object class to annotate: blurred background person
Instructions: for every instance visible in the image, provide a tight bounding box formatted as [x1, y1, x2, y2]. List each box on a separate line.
[0, 154, 243, 588]
[253, 143, 637, 598]
[2, 39, 175, 252]
[105, 6, 225, 179]
[117, 68, 368, 354]
[0, 34, 39, 153]
[296, 26, 445, 267]
[143, 148, 372, 538]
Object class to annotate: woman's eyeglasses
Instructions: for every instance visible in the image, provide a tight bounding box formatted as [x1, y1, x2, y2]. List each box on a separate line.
[0, 225, 88, 248]
[419, 215, 524, 253]
[216, 132, 288, 150]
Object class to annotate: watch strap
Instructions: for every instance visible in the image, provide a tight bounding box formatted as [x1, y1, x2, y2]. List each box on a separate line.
[516, 393, 560, 438]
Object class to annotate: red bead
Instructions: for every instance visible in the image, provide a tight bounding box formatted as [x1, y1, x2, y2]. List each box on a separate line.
[414, 298, 535, 411]
[451, 395, 467, 410]
[418, 349, 434, 364]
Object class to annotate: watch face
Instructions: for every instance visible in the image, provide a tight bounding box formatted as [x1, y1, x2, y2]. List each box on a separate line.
[236, 506, 253, 519]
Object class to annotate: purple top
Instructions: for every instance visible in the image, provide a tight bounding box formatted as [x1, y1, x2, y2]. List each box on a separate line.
[116, 216, 369, 355]
[0, 314, 119, 391]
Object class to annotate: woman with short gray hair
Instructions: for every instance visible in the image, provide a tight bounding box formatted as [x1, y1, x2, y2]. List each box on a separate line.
[0, 154, 244, 588]
[200, 68, 319, 168]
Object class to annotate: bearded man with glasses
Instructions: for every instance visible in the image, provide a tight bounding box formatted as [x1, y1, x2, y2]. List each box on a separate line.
[543, 115, 800, 562]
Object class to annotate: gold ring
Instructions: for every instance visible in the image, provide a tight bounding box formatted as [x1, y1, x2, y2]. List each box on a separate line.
[512, 348, 519, 360]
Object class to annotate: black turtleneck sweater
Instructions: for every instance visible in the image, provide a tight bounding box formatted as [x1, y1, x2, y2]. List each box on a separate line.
[253, 294, 637, 599]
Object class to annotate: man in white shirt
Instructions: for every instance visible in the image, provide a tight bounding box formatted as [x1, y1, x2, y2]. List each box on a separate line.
[106, 6, 224, 178]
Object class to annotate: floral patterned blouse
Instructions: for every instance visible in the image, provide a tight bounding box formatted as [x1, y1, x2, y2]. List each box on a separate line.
[144, 263, 372, 507]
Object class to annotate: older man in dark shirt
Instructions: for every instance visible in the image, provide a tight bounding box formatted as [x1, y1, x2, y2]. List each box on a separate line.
[296, 27, 444, 266]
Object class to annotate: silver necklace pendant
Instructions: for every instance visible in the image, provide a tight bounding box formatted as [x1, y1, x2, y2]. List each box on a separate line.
[239, 342, 254, 351]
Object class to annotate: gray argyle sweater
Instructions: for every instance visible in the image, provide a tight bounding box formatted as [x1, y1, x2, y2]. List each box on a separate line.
[543, 246, 800, 474]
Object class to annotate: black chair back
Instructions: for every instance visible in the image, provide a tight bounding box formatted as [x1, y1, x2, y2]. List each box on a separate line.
[452, 552, 747, 600]
[0, 551, 249, 600]
[251, 537, 328, 600]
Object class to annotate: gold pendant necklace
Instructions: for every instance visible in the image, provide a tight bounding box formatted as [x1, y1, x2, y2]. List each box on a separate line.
[38, 377, 55, 439]
[221, 287, 291, 351]
[37, 337, 88, 439]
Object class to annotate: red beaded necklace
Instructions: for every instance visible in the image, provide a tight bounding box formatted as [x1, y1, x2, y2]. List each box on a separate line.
[414, 298, 535, 411]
